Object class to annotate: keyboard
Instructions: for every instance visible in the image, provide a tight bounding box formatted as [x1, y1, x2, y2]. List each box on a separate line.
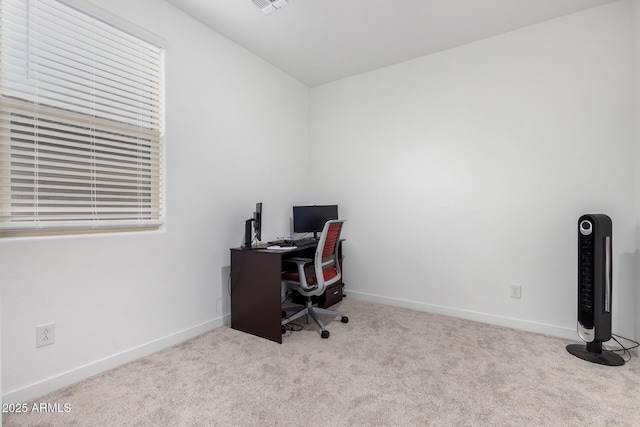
[267, 238, 317, 247]
[293, 237, 317, 246]
[267, 239, 296, 247]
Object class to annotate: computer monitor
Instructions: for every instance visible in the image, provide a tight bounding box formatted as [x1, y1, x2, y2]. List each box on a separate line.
[293, 205, 338, 239]
[243, 202, 262, 248]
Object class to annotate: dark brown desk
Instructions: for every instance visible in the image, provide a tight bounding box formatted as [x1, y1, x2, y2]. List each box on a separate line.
[230, 242, 342, 344]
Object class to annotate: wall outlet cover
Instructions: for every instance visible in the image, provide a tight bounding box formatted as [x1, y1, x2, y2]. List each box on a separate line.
[36, 323, 56, 348]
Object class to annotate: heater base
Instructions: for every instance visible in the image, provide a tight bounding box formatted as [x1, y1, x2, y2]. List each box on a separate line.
[566, 343, 625, 366]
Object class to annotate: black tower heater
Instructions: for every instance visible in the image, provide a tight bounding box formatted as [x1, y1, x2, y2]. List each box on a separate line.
[566, 214, 624, 366]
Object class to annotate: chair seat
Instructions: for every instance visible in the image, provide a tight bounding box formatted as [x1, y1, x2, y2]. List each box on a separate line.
[282, 264, 317, 286]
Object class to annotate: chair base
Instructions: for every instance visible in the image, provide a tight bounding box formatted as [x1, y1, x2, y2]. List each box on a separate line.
[282, 300, 348, 338]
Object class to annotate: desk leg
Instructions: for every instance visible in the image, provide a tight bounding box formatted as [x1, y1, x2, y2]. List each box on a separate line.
[230, 250, 283, 344]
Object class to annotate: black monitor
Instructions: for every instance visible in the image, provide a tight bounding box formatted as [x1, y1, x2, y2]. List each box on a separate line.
[243, 202, 262, 248]
[293, 205, 338, 239]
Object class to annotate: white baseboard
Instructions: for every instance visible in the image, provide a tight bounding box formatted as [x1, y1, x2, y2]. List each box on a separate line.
[345, 290, 577, 341]
[3, 314, 230, 404]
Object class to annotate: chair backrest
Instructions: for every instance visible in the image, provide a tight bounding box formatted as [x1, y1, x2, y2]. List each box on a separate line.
[313, 220, 345, 293]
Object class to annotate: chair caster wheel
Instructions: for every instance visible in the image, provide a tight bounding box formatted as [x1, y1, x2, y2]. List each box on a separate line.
[321, 330, 330, 339]
[341, 316, 349, 323]
[282, 326, 286, 334]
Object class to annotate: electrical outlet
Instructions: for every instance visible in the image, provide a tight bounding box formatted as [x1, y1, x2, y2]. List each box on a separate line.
[36, 323, 55, 348]
[510, 284, 522, 299]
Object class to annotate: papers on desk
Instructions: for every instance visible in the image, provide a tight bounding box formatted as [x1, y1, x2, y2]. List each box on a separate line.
[267, 245, 298, 251]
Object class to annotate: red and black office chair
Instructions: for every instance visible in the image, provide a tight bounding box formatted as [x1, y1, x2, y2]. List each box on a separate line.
[281, 220, 348, 338]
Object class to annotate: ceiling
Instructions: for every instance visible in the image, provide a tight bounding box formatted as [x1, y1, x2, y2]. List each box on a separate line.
[165, 0, 618, 87]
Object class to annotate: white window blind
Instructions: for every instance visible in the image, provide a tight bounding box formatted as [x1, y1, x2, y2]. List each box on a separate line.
[0, 0, 165, 234]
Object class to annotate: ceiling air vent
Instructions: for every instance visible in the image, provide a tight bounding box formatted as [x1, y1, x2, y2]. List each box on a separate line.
[251, 0, 289, 14]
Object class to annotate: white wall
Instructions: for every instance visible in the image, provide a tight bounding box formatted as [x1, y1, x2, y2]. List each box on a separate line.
[310, 1, 636, 339]
[0, 0, 310, 402]
[633, 0, 640, 341]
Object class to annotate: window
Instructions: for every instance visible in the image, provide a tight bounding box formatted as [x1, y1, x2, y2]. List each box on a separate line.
[0, 0, 165, 235]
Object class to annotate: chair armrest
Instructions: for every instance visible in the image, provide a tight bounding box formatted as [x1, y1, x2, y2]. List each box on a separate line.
[282, 257, 315, 290]
[284, 257, 312, 265]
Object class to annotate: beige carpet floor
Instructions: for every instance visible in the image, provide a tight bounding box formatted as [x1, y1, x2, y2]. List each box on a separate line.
[4, 298, 640, 426]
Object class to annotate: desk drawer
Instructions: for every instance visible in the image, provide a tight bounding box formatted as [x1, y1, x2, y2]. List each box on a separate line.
[322, 282, 343, 308]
